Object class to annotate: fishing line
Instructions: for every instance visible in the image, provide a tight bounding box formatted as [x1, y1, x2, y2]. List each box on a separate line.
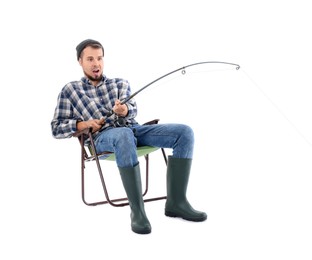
[241, 69, 312, 148]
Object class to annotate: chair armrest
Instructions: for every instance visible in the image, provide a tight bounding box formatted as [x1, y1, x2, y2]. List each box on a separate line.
[73, 127, 93, 137]
[143, 119, 160, 125]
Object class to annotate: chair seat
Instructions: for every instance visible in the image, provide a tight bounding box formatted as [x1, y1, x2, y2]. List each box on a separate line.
[103, 146, 160, 161]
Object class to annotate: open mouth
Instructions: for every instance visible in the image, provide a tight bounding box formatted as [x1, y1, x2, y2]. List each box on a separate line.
[92, 69, 101, 77]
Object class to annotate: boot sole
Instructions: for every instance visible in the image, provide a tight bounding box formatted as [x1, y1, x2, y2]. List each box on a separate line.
[165, 211, 207, 222]
[132, 228, 151, 234]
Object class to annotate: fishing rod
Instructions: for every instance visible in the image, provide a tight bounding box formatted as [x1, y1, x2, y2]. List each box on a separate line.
[122, 61, 239, 106]
[107, 61, 240, 125]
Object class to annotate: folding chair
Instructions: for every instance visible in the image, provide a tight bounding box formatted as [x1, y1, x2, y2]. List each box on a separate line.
[73, 119, 168, 207]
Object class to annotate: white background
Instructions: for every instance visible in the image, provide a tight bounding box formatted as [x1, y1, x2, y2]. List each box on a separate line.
[1, 0, 311, 259]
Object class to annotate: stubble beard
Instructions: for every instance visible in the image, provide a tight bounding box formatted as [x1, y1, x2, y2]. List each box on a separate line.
[84, 69, 103, 82]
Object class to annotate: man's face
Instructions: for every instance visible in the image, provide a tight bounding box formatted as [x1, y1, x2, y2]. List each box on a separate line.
[79, 46, 104, 85]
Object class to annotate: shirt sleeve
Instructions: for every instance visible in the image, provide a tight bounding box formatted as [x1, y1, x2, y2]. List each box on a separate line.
[117, 79, 137, 119]
[51, 90, 79, 139]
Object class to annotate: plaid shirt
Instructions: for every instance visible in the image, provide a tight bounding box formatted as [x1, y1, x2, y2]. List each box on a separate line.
[51, 75, 138, 139]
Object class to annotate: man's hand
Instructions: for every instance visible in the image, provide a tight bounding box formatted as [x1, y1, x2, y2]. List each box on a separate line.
[77, 118, 105, 133]
[113, 100, 128, 117]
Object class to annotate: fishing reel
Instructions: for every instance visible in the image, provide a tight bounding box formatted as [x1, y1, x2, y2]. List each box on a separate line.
[113, 115, 128, 127]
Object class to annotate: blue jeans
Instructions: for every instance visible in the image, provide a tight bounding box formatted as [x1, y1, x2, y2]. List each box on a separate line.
[94, 123, 194, 168]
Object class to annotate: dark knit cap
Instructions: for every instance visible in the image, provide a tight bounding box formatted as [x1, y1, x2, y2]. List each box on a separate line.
[76, 39, 104, 60]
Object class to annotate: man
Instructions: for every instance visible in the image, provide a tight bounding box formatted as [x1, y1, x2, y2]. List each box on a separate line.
[51, 39, 207, 234]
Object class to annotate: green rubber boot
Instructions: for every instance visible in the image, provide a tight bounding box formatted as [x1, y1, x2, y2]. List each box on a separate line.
[119, 163, 151, 234]
[165, 156, 207, 222]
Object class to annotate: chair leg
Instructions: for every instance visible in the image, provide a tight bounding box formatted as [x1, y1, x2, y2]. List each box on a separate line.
[161, 148, 168, 165]
[141, 152, 167, 203]
[142, 154, 149, 197]
[81, 148, 129, 207]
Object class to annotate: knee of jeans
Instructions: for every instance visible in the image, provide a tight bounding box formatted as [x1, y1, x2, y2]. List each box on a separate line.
[181, 124, 194, 143]
[116, 128, 137, 147]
